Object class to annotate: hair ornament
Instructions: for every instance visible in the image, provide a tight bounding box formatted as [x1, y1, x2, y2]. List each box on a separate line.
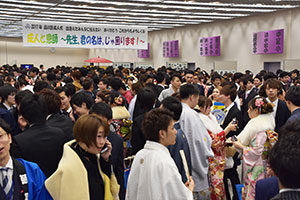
[255, 98, 264, 108]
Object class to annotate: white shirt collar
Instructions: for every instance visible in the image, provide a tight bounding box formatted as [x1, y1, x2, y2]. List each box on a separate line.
[3, 103, 12, 110]
[280, 188, 300, 193]
[0, 157, 13, 170]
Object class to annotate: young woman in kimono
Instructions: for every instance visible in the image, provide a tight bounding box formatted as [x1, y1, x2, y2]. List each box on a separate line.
[232, 97, 275, 200]
[198, 96, 237, 200]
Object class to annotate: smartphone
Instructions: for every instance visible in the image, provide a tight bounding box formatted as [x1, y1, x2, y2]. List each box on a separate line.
[232, 118, 237, 124]
[231, 135, 238, 142]
[101, 145, 108, 154]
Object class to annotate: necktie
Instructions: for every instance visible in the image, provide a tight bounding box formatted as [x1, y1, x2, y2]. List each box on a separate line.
[1, 168, 13, 200]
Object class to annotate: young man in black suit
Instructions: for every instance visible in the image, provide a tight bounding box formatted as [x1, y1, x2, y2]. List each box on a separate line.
[269, 120, 300, 200]
[90, 102, 125, 200]
[39, 88, 74, 143]
[10, 94, 65, 177]
[264, 79, 291, 133]
[218, 83, 243, 200]
[241, 76, 258, 127]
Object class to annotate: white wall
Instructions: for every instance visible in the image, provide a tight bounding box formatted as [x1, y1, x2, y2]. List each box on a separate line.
[1, 7, 300, 73]
[90, 7, 300, 74]
[0, 37, 89, 68]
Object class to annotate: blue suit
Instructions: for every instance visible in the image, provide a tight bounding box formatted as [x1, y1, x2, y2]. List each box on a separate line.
[0, 158, 52, 200]
[168, 122, 192, 183]
[255, 176, 279, 200]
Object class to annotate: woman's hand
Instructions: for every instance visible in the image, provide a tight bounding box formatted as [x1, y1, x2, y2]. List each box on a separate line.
[233, 140, 244, 151]
[185, 176, 195, 192]
[100, 140, 112, 162]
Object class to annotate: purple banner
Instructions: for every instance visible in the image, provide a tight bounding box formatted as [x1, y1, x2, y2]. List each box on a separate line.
[253, 29, 284, 54]
[137, 43, 150, 58]
[200, 36, 220, 56]
[163, 40, 179, 57]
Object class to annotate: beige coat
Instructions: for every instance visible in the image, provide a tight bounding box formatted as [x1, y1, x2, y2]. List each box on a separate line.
[45, 140, 119, 200]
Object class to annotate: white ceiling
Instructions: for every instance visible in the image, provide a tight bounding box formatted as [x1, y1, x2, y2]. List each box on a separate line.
[0, 0, 300, 37]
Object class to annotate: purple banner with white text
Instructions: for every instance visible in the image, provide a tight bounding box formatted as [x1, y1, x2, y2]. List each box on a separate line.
[200, 36, 220, 56]
[253, 29, 284, 54]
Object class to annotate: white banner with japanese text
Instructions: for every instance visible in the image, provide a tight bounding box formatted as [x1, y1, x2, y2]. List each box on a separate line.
[22, 20, 148, 49]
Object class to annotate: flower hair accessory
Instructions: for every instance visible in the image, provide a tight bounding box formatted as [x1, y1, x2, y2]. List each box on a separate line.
[255, 98, 264, 108]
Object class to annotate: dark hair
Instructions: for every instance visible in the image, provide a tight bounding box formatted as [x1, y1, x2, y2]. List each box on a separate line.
[71, 70, 81, 80]
[107, 91, 125, 106]
[142, 108, 174, 142]
[211, 74, 222, 82]
[0, 84, 17, 102]
[70, 92, 94, 109]
[232, 72, 244, 82]
[33, 80, 52, 93]
[20, 94, 48, 124]
[63, 76, 73, 84]
[242, 75, 254, 86]
[156, 72, 166, 84]
[161, 96, 182, 121]
[269, 121, 300, 188]
[139, 74, 153, 85]
[47, 73, 56, 82]
[64, 83, 76, 96]
[29, 67, 39, 74]
[248, 97, 273, 114]
[96, 89, 111, 103]
[291, 69, 299, 76]
[89, 102, 113, 120]
[39, 88, 61, 114]
[198, 96, 212, 109]
[263, 72, 277, 82]
[220, 83, 237, 102]
[110, 78, 125, 91]
[254, 74, 262, 82]
[99, 78, 109, 86]
[131, 82, 143, 94]
[285, 86, 300, 107]
[180, 84, 199, 99]
[184, 70, 193, 75]
[15, 90, 33, 106]
[170, 73, 181, 82]
[279, 71, 290, 78]
[81, 77, 93, 90]
[73, 114, 109, 148]
[264, 78, 282, 91]
[0, 118, 12, 135]
[137, 87, 156, 111]
[55, 86, 72, 97]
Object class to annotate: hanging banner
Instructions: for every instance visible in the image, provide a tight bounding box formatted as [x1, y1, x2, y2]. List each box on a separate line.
[22, 20, 148, 49]
[163, 40, 179, 57]
[253, 29, 284, 54]
[200, 36, 220, 56]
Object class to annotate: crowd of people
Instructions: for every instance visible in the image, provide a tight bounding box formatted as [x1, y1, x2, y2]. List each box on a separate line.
[0, 63, 299, 200]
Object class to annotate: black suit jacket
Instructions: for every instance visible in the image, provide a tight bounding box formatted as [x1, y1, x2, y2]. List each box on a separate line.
[194, 84, 205, 96]
[0, 159, 25, 200]
[221, 104, 244, 138]
[206, 85, 215, 97]
[275, 100, 291, 133]
[46, 113, 74, 142]
[10, 123, 65, 177]
[107, 131, 125, 200]
[157, 85, 164, 97]
[221, 104, 243, 167]
[271, 191, 300, 200]
[241, 88, 258, 127]
[131, 113, 146, 155]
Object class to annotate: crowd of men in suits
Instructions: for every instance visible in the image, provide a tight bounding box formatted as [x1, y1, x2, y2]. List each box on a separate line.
[0, 63, 299, 200]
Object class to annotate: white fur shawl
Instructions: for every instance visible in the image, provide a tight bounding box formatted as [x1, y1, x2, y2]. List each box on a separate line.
[237, 113, 275, 146]
[199, 113, 223, 134]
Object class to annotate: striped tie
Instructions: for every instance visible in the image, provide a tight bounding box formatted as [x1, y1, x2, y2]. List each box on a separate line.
[1, 168, 13, 200]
